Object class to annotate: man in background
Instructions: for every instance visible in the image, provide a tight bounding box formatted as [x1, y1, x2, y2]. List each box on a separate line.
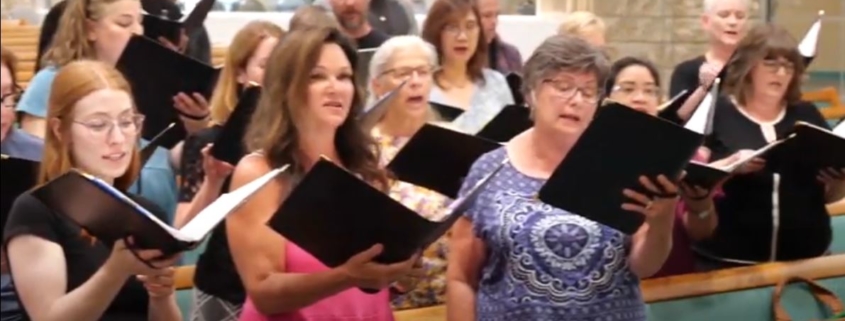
[477, 0, 522, 74]
[328, 0, 390, 49]
[318, 0, 417, 36]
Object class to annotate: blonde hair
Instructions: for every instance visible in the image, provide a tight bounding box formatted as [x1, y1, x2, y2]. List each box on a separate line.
[208, 20, 285, 125]
[42, 0, 137, 68]
[41, 60, 141, 191]
[557, 11, 606, 37]
[289, 5, 338, 31]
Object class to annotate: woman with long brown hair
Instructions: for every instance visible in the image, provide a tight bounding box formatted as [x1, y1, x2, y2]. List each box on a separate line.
[3, 60, 181, 321]
[228, 27, 418, 321]
[175, 20, 285, 321]
[697, 23, 844, 270]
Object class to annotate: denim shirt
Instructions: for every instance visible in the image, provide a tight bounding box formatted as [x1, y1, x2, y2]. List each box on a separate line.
[128, 140, 178, 223]
[0, 129, 43, 161]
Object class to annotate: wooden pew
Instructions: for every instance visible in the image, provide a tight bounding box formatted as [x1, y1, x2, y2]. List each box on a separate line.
[802, 86, 845, 120]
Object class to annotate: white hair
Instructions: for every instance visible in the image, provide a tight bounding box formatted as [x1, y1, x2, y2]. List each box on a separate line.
[366, 35, 438, 102]
[703, 0, 751, 13]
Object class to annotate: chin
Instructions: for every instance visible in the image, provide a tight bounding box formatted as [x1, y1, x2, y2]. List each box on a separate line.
[319, 114, 347, 129]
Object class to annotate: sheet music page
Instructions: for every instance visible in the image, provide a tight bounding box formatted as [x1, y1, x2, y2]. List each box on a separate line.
[833, 120, 845, 137]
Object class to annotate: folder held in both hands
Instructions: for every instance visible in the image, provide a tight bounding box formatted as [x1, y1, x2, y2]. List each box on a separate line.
[683, 142, 782, 188]
[211, 86, 262, 165]
[1, 155, 39, 228]
[386, 124, 501, 198]
[474, 105, 533, 142]
[537, 102, 703, 235]
[269, 157, 504, 270]
[31, 167, 286, 255]
[774, 121, 845, 170]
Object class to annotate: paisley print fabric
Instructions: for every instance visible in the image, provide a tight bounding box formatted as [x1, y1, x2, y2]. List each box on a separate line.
[460, 148, 647, 321]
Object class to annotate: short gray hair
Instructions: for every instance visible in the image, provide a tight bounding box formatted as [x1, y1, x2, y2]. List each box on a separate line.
[703, 0, 750, 13]
[521, 34, 611, 99]
[367, 36, 438, 100]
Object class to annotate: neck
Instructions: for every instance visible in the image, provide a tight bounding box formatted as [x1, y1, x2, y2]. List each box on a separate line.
[742, 93, 784, 121]
[439, 60, 470, 85]
[529, 127, 577, 173]
[706, 43, 734, 63]
[345, 23, 372, 40]
[378, 108, 426, 137]
[298, 124, 340, 168]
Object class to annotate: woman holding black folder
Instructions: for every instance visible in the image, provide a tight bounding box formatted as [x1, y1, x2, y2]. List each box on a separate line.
[366, 36, 449, 310]
[447, 35, 679, 321]
[3, 61, 182, 321]
[226, 28, 419, 321]
[175, 21, 284, 321]
[697, 24, 844, 269]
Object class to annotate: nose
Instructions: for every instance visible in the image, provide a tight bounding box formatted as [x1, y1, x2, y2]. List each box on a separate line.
[107, 123, 128, 145]
[132, 21, 143, 36]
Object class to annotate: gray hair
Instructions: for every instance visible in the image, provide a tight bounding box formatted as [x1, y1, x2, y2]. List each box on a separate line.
[366, 36, 438, 102]
[521, 34, 611, 101]
[703, 0, 750, 13]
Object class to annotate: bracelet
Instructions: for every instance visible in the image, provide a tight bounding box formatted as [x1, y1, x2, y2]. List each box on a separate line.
[179, 111, 210, 121]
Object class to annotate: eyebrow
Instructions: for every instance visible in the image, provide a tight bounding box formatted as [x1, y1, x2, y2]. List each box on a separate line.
[82, 108, 134, 118]
[618, 80, 656, 86]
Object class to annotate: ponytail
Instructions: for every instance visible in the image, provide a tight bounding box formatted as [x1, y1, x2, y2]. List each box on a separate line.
[41, 0, 98, 68]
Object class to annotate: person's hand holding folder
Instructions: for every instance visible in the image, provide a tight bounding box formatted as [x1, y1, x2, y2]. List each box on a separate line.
[103, 237, 180, 280]
[201, 144, 234, 186]
[818, 167, 845, 201]
[158, 32, 189, 54]
[137, 266, 177, 299]
[621, 175, 680, 225]
[173, 92, 211, 134]
[719, 149, 766, 174]
[338, 244, 423, 291]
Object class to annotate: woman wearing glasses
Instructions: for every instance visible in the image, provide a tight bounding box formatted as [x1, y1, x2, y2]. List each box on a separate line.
[447, 35, 677, 321]
[1, 46, 43, 161]
[605, 56, 721, 277]
[3, 60, 181, 321]
[421, 0, 514, 134]
[697, 24, 844, 270]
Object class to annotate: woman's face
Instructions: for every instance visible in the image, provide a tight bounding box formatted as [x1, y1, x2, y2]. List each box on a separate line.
[531, 70, 600, 136]
[440, 11, 480, 65]
[306, 43, 356, 128]
[608, 64, 660, 115]
[1, 65, 16, 141]
[371, 47, 434, 120]
[702, 0, 748, 47]
[58, 89, 141, 181]
[749, 56, 794, 101]
[87, 0, 143, 65]
[239, 36, 279, 85]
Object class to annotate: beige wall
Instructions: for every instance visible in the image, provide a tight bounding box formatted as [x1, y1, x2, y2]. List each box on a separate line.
[771, 0, 844, 71]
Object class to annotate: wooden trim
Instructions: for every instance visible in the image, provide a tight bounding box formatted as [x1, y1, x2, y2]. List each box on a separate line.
[829, 198, 845, 216]
[641, 254, 845, 303]
[175, 265, 195, 290]
[394, 305, 446, 321]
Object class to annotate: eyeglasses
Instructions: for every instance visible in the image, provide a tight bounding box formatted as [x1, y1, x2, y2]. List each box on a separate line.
[443, 22, 479, 37]
[72, 114, 145, 137]
[381, 65, 435, 80]
[542, 79, 602, 105]
[761, 59, 795, 74]
[611, 85, 661, 100]
[1, 86, 23, 109]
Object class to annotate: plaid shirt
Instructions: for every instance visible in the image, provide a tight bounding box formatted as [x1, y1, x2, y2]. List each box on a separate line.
[489, 37, 523, 75]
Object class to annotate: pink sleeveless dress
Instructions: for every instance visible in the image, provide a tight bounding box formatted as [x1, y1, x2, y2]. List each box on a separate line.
[238, 241, 395, 321]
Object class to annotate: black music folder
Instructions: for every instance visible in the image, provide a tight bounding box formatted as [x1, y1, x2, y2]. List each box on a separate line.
[682, 143, 780, 188]
[182, 0, 216, 35]
[32, 167, 285, 255]
[475, 105, 532, 142]
[537, 102, 703, 234]
[357, 80, 406, 130]
[505, 73, 525, 106]
[429, 102, 464, 122]
[1, 155, 39, 228]
[656, 89, 692, 124]
[142, 14, 182, 44]
[768, 121, 845, 170]
[269, 157, 504, 270]
[116, 35, 220, 148]
[139, 122, 176, 167]
[386, 124, 501, 198]
[211, 86, 262, 165]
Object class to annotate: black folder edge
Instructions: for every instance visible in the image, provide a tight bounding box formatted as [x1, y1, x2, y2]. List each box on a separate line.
[505, 73, 525, 106]
[474, 105, 533, 142]
[429, 102, 464, 122]
[682, 162, 730, 189]
[182, 0, 216, 34]
[142, 14, 182, 44]
[139, 122, 176, 167]
[386, 123, 501, 198]
[357, 80, 407, 131]
[210, 85, 262, 165]
[656, 89, 692, 122]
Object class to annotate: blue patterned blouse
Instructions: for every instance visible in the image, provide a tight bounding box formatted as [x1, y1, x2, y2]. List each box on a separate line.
[458, 148, 647, 321]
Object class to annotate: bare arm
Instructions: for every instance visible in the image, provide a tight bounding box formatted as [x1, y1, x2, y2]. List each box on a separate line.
[7, 235, 128, 321]
[19, 115, 47, 139]
[226, 157, 356, 315]
[147, 296, 181, 321]
[446, 217, 486, 321]
[627, 214, 674, 279]
[682, 198, 718, 241]
[173, 179, 225, 228]
[674, 86, 708, 124]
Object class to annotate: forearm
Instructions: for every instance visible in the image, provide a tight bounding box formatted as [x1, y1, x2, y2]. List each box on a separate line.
[675, 86, 708, 123]
[39, 265, 128, 321]
[250, 268, 355, 315]
[683, 199, 718, 241]
[824, 181, 845, 203]
[147, 295, 181, 321]
[19, 115, 46, 139]
[174, 179, 225, 228]
[628, 219, 674, 278]
[446, 281, 476, 321]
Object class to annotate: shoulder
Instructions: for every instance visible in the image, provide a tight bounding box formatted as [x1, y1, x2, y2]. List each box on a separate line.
[467, 146, 507, 178]
[2, 129, 45, 161]
[232, 153, 275, 186]
[17, 67, 59, 116]
[482, 68, 507, 83]
[3, 193, 58, 243]
[671, 56, 705, 74]
[789, 100, 828, 127]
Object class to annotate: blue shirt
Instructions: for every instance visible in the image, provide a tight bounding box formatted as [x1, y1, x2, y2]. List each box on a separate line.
[0, 129, 43, 161]
[429, 69, 515, 134]
[16, 66, 177, 223]
[460, 148, 646, 321]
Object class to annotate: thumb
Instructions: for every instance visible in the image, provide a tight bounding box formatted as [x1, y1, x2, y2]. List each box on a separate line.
[351, 244, 383, 264]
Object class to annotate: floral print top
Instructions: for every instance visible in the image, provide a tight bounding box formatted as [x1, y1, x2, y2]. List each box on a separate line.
[372, 127, 451, 310]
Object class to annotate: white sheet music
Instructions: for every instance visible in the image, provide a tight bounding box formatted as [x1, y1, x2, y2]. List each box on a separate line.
[684, 79, 720, 135]
[798, 11, 824, 58]
[833, 120, 845, 137]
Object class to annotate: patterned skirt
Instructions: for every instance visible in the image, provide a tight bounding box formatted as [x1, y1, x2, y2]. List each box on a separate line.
[191, 288, 243, 321]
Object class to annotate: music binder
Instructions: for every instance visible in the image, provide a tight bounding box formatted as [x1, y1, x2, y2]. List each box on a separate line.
[31, 166, 287, 255]
[116, 35, 220, 148]
[429, 102, 464, 122]
[268, 157, 505, 280]
[656, 89, 692, 123]
[537, 102, 703, 234]
[505, 73, 525, 106]
[211, 86, 262, 165]
[474, 105, 532, 142]
[181, 0, 216, 35]
[142, 14, 182, 44]
[683, 142, 781, 188]
[1, 155, 39, 228]
[357, 80, 407, 131]
[139, 122, 176, 167]
[386, 124, 501, 198]
[774, 121, 845, 170]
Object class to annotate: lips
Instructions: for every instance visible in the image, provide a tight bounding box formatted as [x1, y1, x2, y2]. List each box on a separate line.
[559, 113, 581, 122]
[323, 101, 343, 109]
[454, 46, 469, 53]
[407, 95, 424, 103]
[102, 152, 126, 161]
